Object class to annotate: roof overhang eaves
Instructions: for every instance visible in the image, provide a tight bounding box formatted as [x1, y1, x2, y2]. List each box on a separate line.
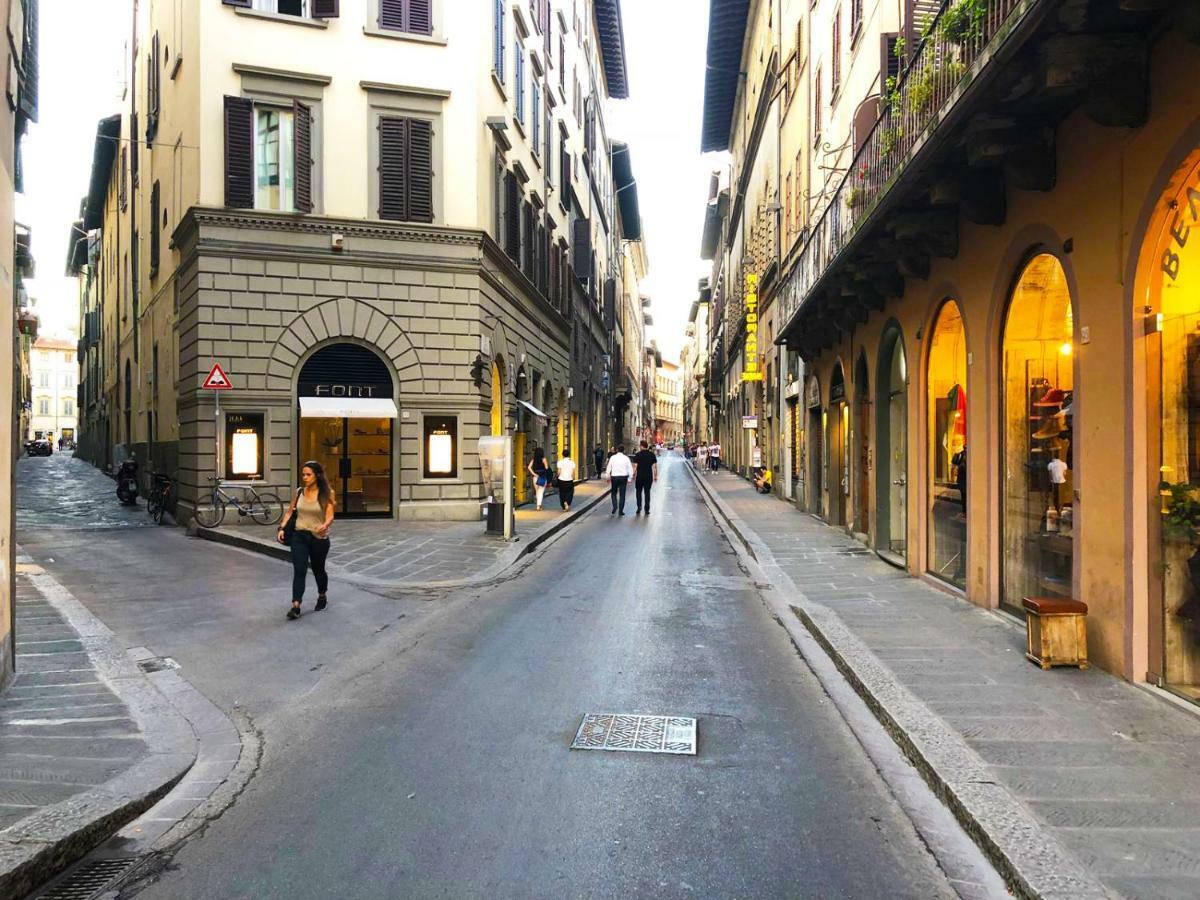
[700, 0, 750, 153]
[594, 0, 630, 100]
[83, 115, 121, 231]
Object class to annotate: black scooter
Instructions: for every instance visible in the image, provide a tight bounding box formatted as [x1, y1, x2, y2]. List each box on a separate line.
[116, 458, 139, 506]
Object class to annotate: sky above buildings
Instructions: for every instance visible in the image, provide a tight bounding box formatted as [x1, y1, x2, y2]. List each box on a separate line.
[19, 0, 721, 360]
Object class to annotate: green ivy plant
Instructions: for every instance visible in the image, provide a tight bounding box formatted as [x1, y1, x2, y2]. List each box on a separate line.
[1159, 481, 1200, 543]
[938, 0, 988, 45]
[879, 127, 903, 158]
[907, 70, 935, 114]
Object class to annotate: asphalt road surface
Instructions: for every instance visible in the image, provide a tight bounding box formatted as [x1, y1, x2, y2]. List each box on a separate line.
[21, 454, 958, 899]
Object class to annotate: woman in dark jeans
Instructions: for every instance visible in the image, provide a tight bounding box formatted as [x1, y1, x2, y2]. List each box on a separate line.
[277, 460, 335, 620]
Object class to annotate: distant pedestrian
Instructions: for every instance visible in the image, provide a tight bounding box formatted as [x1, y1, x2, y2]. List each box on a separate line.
[593, 446, 605, 480]
[632, 440, 659, 515]
[555, 450, 577, 511]
[605, 444, 633, 516]
[527, 446, 550, 511]
[697, 442, 709, 473]
[709, 441, 721, 472]
[278, 460, 335, 621]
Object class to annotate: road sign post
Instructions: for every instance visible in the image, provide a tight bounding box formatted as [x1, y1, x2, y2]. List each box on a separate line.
[203, 363, 233, 478]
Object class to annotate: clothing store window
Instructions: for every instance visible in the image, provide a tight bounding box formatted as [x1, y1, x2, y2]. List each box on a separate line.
[1001, 254, 1074, 615]
[926, 301, 967, 588]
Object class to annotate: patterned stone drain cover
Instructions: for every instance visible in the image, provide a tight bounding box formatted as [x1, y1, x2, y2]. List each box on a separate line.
[570, 714, 697, 755]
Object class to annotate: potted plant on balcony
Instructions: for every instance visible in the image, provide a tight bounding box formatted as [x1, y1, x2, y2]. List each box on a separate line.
[938, 0, 987, 45]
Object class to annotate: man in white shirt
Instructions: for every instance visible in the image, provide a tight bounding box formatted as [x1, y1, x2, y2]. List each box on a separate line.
[604, 444, 634, 516]
[696, 442, 709, 473]
[555, 451, 577, 511]
[709, 442, 721, 472]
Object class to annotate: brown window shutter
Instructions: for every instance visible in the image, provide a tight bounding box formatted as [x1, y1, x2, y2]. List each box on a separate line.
[378, 116, 408, 220]
[572, 219, 592, 280]
[221, 0, 252, 7]
[223, 95, 254, 208]
[504, 172, 520, 261]
[150, 180, 161, 275]
[293, 101, 313, 213]
[379, 0, 405, 30]
[312, 0, 340, 17]
[406, 118, 434, 223]
[406, 0, 433, 34]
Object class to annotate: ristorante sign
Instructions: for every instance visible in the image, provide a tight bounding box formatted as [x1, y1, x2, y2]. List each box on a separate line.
[742, 272, 763, 382]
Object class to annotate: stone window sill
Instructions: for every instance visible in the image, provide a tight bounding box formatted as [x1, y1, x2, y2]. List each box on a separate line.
[363, 26, 447, 46]
[233, 7, 328, 29]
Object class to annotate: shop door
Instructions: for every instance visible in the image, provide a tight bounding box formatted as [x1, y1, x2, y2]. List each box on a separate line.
[808, 407, 823, 514]
[829, 402, 846, 526]
[298, 416, 393, 517]
[857, 397, 870, 533]
[888, 385, 908, 557]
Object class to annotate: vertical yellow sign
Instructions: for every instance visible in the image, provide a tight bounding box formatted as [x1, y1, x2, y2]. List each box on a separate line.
[742, 273, 763, 382]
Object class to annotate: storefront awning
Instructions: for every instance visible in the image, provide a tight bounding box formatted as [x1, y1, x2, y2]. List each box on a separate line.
[517, 399, 549, 420]
[299, 397, 399, 419]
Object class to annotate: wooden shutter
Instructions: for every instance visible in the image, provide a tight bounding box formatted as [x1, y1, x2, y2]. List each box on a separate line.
[522, 201, 534, 276]
[293, 100, 313, 213]
[223, 95, 254, 209]
[312, 0, 340, 17]
[150, 180, 160, 274]
[504, 172, 520, 261]
[407, 118, 434, 223]
[407, 0, 433, 34]
[379, 0, 405, 30]
[572, 219, 592, 280]
[493, 0, 505, 78]
[378, 116, 408, 220]
[221, 0, 252, 7]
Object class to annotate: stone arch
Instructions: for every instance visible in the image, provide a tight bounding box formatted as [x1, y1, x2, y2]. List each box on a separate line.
[267, 298, 424, 394]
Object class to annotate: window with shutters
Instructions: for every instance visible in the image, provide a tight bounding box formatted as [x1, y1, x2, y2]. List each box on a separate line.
[794, 18, 804, 79]
[831, 9, 841, 97]
[504, 171, 521, 263]
[224, 95, 315, 213]
[544, 109, 552, 185]
[119, 148, 128, 211]
[147, 32, 161, 146]
[794, 149, 803, 233]
[515, 41, 526, 125]
[784, 173, 792, 244]
[150, 180, 161, 278]
[377, 0, 431, 34]
[377, 115, 434, 223]
[234, 0, 339, 18]
[522, 201, 535, 278]
[532, 82, 541, 160]
[813, 67, 822, 147]
[558, 36, 565, 91]
[851, 0, 863, 40]
[492, 0, 505, 84]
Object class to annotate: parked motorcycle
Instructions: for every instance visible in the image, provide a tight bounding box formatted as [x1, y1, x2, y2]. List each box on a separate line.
[116, 457, 139, 506]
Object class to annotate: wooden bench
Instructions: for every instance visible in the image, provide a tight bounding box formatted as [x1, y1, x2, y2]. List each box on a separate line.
[1022, 596, 1089, 670]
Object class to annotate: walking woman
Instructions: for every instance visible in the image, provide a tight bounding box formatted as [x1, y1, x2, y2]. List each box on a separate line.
[277, 460, 335, 620]
[527, 446, 550, 511]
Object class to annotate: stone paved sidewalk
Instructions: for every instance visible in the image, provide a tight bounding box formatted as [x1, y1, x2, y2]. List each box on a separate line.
[694, 468, 1200, 900]
[0, 559, 196, 897]
[196, 478, 611, 589]
[16, 453, 150, 531]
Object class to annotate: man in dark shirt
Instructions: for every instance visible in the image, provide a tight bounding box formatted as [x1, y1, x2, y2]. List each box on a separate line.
[632, 440, 659, 516]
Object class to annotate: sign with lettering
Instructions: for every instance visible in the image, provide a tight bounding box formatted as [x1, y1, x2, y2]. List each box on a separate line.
[312, 384, 377, 397]
[742, 273, 763, 382]
[225, 412, 264, 479]
[1160, 156, 1200, 283]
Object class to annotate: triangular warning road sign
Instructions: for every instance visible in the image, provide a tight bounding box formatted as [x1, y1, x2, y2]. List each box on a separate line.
[203, 362, 233, 390]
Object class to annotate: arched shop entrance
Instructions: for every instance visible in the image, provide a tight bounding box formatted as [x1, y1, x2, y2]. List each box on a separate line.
[926, 301, 968, 589]
[854, 352, 871, 536]
[1143, 148, 1200, 702]
[876, 325, 907, 563]
[828, 362, 848, 526]
[1001, 254, 1076, 616]
[298, 342, 396, 518]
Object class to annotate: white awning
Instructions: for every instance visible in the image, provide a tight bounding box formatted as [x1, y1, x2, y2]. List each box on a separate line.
[299, 396, 399, 419]
[517, 399, 549, 420]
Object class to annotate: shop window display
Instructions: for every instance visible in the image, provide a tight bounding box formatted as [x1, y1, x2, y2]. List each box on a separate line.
[1001, 254, 1075, 615]
[926, 302, 967, 588]
[1148, 152, 1200, 701]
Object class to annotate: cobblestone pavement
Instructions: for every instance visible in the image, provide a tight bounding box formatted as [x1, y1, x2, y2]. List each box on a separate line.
[0, 568, 147, 831]
[204, 477, 611, 588]
[16, 452, 150, 531]
[701, 468, 1200, 899]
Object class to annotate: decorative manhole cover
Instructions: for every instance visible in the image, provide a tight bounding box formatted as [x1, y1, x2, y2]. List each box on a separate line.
[570, 714, 697, 755]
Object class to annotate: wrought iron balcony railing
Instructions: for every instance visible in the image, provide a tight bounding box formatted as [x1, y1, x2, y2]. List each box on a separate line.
[778, 0, 1033, 332]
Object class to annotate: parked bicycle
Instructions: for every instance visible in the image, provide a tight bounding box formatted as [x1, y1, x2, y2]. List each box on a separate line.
[193, 475, 283, 528]
[146, 472, 175, 525]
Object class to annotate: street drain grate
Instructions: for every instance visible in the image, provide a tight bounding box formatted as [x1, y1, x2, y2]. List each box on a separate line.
[571, 714, 697, 755]
[37, 858, 139, 899]
[136, 656, 179, 673]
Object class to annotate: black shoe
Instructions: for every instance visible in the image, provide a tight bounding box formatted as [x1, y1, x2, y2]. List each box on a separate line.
[287, 606, 301, 620]
[315, 595, 327, 612]
[611, 510, 616, 516]
[619, 511, 625, 516]
[645, 510, 651, 516]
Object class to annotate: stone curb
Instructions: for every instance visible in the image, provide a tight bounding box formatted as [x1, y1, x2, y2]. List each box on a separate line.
[0, 564, 199, 899]
[685, 466, 1113, 900]
[191, 485, 611, 592]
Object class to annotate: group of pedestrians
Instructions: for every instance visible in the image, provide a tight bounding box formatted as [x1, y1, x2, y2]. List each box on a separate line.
[603, 441, 659, 516]
[688, 440, 721, 474]
[526, 447, 578, 511]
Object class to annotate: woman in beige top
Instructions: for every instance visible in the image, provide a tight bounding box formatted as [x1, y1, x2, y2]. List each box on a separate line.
[277, 461, 336, 620]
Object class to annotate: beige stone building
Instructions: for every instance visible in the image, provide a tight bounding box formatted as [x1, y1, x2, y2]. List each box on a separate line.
[654, 359, 682, 444]
[2, 0, 37, 688]
[28, 336, 79, 443]
[701, 0, 1200, 693]
[74, 0, 637, 521]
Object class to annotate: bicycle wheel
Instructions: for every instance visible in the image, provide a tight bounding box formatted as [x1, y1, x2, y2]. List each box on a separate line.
[193, 495, 226, 528]
[249, 492, 284, 525]
[147, 491, 162, 521]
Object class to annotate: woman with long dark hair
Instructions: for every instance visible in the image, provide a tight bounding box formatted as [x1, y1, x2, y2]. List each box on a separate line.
[277, 460, 336, 620]
[526, 446, 549, 511]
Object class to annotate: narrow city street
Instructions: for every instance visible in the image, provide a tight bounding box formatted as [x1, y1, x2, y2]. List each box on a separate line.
[17, 455, 965, 899]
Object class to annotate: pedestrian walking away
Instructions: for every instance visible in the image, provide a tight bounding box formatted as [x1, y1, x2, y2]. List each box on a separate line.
[632, 440, 658, 515]
[555, 450, 577, 511]
[593, 446, 605, 480]
[527, 446, 550, 511]
[697, 442, 709, 473]
[605, 444, 633, 516]
[709, 441, 721, 472]
[277, 460, 335, 620]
